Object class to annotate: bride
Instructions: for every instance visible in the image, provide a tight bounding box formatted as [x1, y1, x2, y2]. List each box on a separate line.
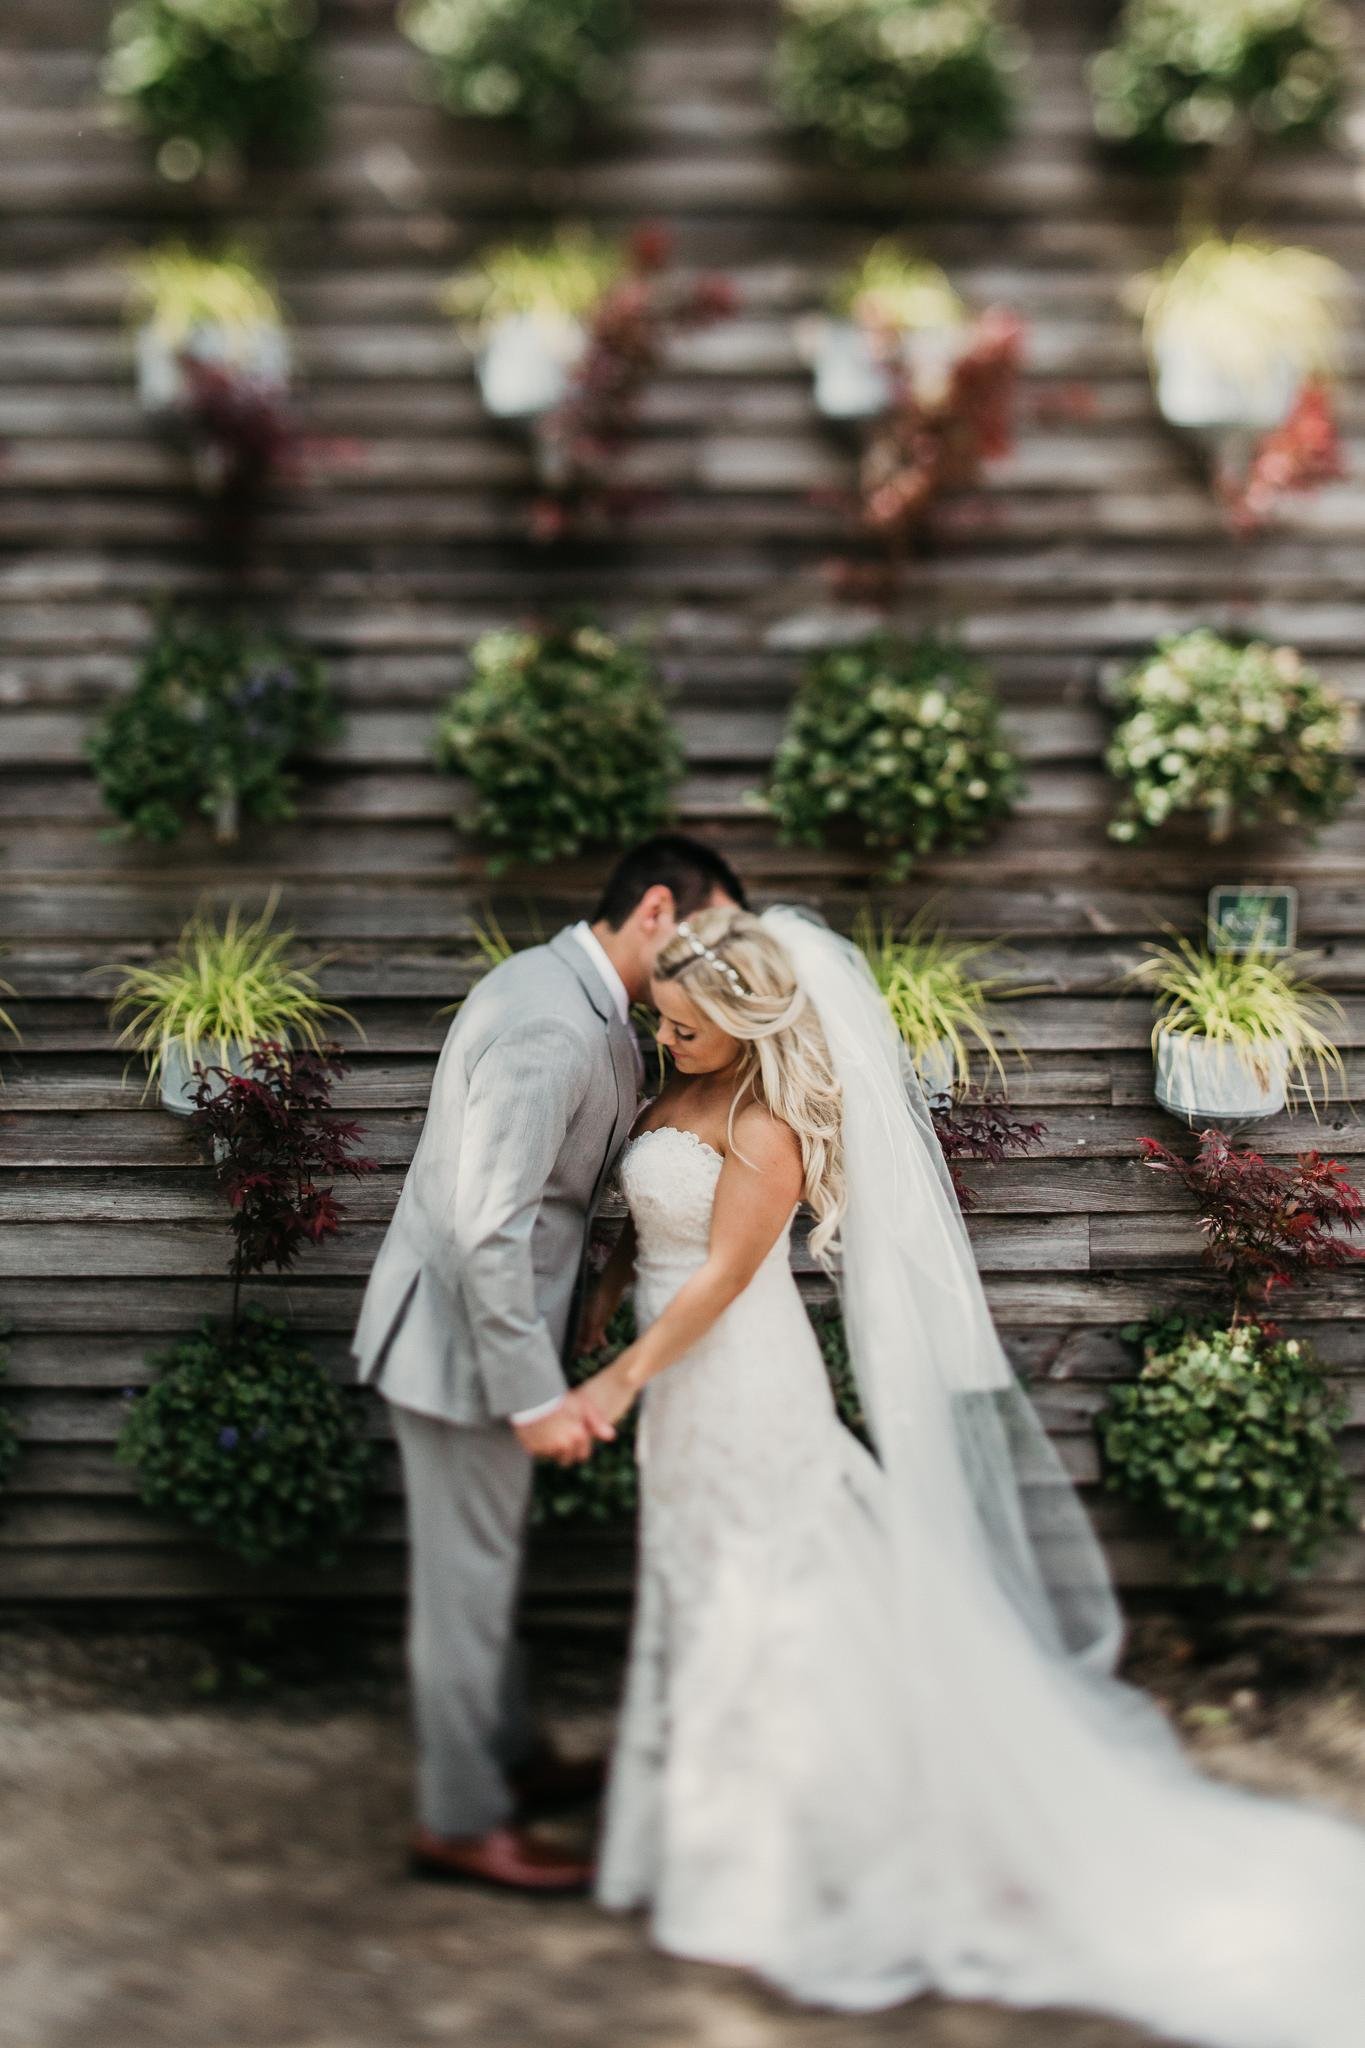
[575, 905, 1365, 2046]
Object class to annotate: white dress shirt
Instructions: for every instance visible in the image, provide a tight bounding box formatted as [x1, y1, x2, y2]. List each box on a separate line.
[511, 924, 634, 1428]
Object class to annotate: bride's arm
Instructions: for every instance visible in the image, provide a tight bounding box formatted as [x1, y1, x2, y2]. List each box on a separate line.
[579, 1110, 804, 1423]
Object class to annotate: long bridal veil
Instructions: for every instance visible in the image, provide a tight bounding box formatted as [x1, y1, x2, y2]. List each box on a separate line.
[762, 906, 1365, 2048]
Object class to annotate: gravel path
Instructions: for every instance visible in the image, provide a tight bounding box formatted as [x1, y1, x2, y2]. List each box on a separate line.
[1, 1622, 1361, 2048]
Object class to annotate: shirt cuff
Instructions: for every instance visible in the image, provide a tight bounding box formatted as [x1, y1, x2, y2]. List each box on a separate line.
[510, 1394, 568, 1427]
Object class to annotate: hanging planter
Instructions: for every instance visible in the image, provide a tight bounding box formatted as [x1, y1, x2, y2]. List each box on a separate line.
[800, 242, 973, 421]
[855, 908, 1026, 1095]
[802, 241, 1024, 567]
[774, 0, 1024, 168]
[1091, 0, 1348, 173]
[1136, 233, 1348, 530]
[1127, 932, 1346, 1129]
[1104, 629, 1355, 845]
[103, 0, 323, 184]
[108, 898, 354, 1116]
[442, 224, 735, 539]
[125, 244, 308, 503]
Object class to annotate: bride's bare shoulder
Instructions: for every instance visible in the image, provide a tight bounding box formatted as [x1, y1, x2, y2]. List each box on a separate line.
[729, 1101, 804, 1186]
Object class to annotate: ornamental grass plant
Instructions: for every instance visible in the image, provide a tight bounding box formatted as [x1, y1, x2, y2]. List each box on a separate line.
[441, 225, 627, 332]
[775, 0, 1023, 166]
[1105, 630, 1355, 843]
[855, 908, 1021, 1087]
[126, 242, 286, 350]
[764, 634, 1023, 879]
[109, 897, 353, 1094]
[1127, 931, 1346, 1109]
[436, 622, 683, 868]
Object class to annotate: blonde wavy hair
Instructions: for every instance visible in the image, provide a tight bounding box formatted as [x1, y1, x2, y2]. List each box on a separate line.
[654, 908, 845, 1264]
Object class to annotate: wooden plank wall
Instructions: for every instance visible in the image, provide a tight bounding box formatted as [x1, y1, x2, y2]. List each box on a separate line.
[1, 0, 1362, 1612]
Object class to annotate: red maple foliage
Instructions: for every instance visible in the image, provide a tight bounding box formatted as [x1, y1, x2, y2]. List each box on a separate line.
[1221, 379, 1346, 535]
[1139, 1126, 1364, 1320]
[530, 226, 738, 541]
[933, 1094, 1047, 1213]
[189, 1041, 378, 1327]
[856, 306, 1025, 552]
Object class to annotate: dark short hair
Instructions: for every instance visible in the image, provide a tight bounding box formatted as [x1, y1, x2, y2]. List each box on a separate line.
[593, 834, 748, 928]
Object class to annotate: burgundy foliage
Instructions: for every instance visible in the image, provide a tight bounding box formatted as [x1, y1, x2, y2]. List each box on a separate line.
[530, 224, 738, 541]
[189, 1041, 379, 1324]
[854, 306, 1025, 558]
[1139, 1126, 1365, 1319]
[932, 1094, 1047, 1213]
[1221, 379, 1346, 534]
[177, 359, 362, 518]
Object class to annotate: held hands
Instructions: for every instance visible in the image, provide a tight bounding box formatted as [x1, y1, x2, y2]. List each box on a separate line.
[576, 1354, 641, 1432]
[513, 1390, 616, 1468]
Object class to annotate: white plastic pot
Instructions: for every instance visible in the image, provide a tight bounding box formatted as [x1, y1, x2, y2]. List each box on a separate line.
[136, 320, 291, 414]
[475, 311, 587, 420]
[1151, 335, 1301, 435]
[158, 1037, 254, 1116]
[803, 316, 968, 421]
[914, 1035, 958, 1100]
[1154, 1031, 1288, 1127]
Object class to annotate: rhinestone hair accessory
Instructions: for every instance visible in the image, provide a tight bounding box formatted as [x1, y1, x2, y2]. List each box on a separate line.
[676, 921, 751, 998]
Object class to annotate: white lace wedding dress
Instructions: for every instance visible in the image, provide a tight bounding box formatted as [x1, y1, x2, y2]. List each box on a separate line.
[596, 1119, 1365, 2043]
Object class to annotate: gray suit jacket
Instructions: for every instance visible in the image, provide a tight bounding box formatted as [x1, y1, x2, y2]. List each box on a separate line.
[353, 928, 640, 1426]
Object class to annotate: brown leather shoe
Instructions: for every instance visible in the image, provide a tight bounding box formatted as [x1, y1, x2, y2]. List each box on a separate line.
[408, 1824, 593, 1894]
[511, 1746, 607, 1816]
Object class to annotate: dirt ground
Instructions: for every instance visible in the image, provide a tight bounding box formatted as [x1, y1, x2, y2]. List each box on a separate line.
[1, 1617, 1363, 2048]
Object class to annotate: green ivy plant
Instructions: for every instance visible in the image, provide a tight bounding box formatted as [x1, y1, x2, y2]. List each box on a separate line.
[1091, 0, 1348, 170]
[775, 0, 1023, 167]
[764, 633, 1023, 880]
[400, 0, 634, 147]
[435, 622, 683, 870]
[88, 615, 340, 846]
[102, 0, 323, 182]
[1105, 629, 1355, 844]
[118, 1310, 375, 1568]
[1099, 1319, 1352, 1595]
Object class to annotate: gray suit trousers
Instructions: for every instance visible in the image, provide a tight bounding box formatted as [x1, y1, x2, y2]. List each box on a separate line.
[392, 1405, 537, 1836]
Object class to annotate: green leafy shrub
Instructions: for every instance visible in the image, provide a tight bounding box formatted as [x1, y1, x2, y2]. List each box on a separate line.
[1106, 630, 1355, 844]
[118, 1310, 375, 1567]
[775, 0, 1022, 165]
[103, 0, 323, 181]
[1091, 0, 1348, 169]
[89, 615, 339, 845]
[401, 0, 634, 146]
[764, 634, 1023, 880]
[436, 622, 683, 870]
[1099, 1321, 1352, 1594]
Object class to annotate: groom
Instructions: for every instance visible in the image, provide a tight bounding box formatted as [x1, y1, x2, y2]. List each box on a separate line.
[353, 834, 746, 1891]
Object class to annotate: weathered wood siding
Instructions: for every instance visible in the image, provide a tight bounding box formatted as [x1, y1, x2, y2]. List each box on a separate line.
[1, 0, 1362, 1613]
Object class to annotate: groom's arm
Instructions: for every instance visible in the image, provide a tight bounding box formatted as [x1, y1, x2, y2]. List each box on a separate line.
[446, 1016, 602, 1423]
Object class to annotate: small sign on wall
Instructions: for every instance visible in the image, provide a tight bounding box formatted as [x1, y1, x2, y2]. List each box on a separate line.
[1207, 884, 1298, 955]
